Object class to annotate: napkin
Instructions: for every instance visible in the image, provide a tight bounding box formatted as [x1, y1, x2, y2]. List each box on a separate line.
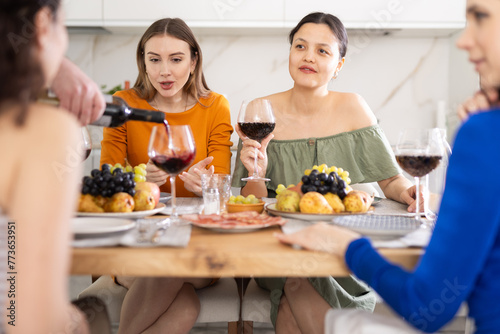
[371, 227, 432, 248]
[280, 218, 432, 249]
[72, 218, 192, 248]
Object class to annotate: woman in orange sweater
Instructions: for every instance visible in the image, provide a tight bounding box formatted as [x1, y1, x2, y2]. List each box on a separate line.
[100, 19, 233, 197]
[101, 18, 232, 333]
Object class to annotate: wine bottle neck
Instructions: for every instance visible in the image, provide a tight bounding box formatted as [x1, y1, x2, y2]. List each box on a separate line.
[128, 108, 165, 123]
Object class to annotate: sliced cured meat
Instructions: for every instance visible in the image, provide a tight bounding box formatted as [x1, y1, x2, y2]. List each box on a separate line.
[182, 211, 286, 229]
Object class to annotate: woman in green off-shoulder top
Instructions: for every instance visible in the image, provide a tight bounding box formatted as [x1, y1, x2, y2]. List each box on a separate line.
[232, 12, 416, 334]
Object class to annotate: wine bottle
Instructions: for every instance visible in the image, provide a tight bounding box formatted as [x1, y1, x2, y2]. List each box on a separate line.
[92, 95, 165, 127]
[38, 92, 165, 127]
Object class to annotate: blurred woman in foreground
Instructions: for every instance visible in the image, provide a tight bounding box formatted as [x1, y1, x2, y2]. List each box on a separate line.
[0, 0, 89, 333]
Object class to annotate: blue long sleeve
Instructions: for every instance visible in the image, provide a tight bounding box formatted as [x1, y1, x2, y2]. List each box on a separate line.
[346, 109, 500, 333]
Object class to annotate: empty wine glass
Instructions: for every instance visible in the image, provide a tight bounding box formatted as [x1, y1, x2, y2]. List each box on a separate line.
[395, 128, 444, 229]
[148, 125, 196, 225]
[81, 127, 92, 161]
[237, 99, 276, 182]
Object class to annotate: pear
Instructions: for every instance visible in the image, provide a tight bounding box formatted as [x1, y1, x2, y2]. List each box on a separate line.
[78, 194, 105, 213]
[324, 193, 345, 213]
[299, 192, 333, 214]
[343, 190, 373, 213]
[133, 190, 155, 211]
[135, 182, 160, 206]
[104, 192, 135, 213]
[276, 189, 301, 212]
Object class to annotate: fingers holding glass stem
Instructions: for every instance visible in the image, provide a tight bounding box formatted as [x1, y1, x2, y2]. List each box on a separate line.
[236, 123, 273, 182]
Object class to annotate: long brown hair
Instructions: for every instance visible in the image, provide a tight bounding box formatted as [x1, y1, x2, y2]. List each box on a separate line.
[133, 18, 210, 102]
[0, 0, 61, 125]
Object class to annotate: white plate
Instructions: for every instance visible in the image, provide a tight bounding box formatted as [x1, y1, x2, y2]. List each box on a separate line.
[265, 203, 372, 221]
[77, 203, 166, 219]
[190, 221, 276, 233]
[161, 204, 202, 215]
[331, 215, 421, 237]
[159, 192, 172, 203]
[71, 217, 136, 236]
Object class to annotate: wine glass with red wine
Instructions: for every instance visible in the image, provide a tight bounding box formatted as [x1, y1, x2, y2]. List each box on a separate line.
[395, 129, 444, 228]
[81, 127, 92, 161]
[148, 124, 196, 225]
[237, 99, 276, 182]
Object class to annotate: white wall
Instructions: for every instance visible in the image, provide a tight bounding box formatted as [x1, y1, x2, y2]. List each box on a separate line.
[71, 28, 477, 168]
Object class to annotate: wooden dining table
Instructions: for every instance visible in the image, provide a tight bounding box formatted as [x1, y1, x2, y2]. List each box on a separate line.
[71, 198, 425, 278]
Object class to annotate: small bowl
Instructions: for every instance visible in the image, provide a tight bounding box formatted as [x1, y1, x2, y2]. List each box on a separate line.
[226, 200, 265, 214]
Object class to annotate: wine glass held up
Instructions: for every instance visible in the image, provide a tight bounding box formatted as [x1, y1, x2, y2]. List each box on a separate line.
[395, 128, 444, 228]
[148, 124, 196, 225]
[237, 99, 276, 182]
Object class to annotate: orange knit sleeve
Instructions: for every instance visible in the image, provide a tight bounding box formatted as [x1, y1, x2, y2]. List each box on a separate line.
[207, 95, 233, 174]
[100, 124, 128, 167]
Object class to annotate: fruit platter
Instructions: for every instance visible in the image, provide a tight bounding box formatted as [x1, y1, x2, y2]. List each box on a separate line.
[267, 164, 374, 220]
[76, 163, 165, 218]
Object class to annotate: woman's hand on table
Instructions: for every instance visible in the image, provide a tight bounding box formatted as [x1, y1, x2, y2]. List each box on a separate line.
[274, 222, 361, 257]
[236, 123, 274, 178]
[179, 156, 215, 197]
[145, 160, 168, 186]
[457, 88, 498, 122]
[378, 175, 421, 212]
[400, 185, 425, 213]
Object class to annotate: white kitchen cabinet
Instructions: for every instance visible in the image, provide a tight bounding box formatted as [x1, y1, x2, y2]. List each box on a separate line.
[64, 0, 103, 26]
[103, 0, 284, 29]
[284, 0, 465, 28]
[65, 0, 466, 36]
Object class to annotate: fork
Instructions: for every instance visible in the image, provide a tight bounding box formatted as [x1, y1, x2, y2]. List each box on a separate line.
[151, 219, 170, 244]
[136, 220, 149, 243]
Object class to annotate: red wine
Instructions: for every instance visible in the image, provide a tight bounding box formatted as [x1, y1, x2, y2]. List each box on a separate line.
[396, 155, 442, 177]
[152, 152, 196, 175]
[238, 122, 275, 141]
[164, 119, 170, 134]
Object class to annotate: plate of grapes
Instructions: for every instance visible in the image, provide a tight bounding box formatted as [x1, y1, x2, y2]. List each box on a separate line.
[267, 167, 374, 221]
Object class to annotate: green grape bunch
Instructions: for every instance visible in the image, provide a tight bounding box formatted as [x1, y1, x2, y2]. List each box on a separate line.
[228, 194, 260, 204]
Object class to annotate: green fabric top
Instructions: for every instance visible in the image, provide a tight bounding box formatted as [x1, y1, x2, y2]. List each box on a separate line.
[232, 124, 401, 196]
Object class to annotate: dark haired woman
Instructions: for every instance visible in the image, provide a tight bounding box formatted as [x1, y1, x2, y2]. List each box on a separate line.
[275, 1, 500, 332]
[102, 18, 231, 333]
[0, 0, 90, 333]
[101, 18, 233, 197]
[232, 12, 415, 333]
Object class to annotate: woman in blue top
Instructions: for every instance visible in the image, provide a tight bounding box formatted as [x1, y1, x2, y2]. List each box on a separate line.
[275, 1, 500, 333]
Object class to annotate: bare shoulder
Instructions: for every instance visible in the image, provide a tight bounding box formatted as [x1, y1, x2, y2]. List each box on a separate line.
[31, 104, 80, 135]
[261, 90, 288, 101]
[22, 104, 81, 151]
[331, 92, 377, 127]
[259, 90, 290, 117]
